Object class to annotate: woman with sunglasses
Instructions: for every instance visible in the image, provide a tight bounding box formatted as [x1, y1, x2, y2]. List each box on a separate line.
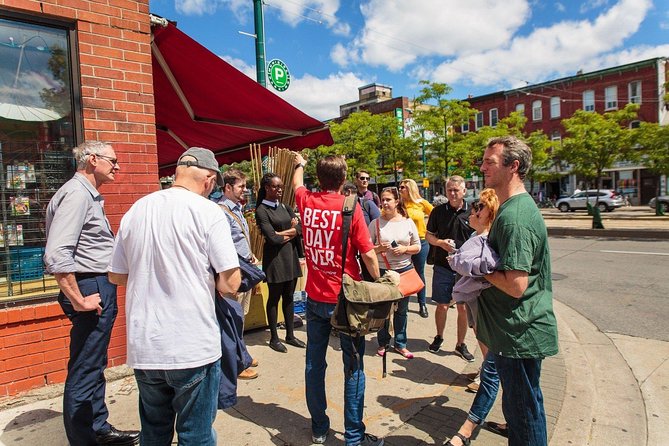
[444, 188, 507, 446]
[255, 173, 306, 353]
[369, 187, 422, 359]
[399, 178, 434, 318]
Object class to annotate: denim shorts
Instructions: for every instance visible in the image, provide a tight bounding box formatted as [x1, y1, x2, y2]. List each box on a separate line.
[431, 265, 457, 304]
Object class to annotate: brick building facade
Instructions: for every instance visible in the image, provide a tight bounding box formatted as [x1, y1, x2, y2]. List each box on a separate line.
[0, 0, 158, 395]
[464, 58, 668, 203]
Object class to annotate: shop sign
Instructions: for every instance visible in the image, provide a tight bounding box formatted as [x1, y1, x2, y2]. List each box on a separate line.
[267, 59, 290, 92]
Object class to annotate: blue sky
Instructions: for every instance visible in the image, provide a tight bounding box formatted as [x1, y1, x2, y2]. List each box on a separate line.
[148, 0, 669, 121]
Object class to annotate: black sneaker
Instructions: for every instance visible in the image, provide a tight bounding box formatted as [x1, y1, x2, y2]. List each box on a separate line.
[358, 433, 384, 446]
[428, 335, 443, 352]
[455, 343, 475, 362]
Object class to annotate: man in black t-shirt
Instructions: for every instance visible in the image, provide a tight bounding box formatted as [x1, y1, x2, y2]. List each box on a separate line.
[425, 176, 475, 361]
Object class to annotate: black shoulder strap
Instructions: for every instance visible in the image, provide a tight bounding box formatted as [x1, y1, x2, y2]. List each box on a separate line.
[340, 194, 358, 280]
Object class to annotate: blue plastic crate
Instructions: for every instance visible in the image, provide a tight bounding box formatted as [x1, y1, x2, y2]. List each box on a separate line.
[9, 247, 45, 281]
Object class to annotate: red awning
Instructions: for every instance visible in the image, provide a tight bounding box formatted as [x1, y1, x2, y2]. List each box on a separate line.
[151, 22, 333, 176]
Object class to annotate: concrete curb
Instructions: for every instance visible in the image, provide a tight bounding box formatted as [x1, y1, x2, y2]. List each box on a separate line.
[548, 227, 669, 239]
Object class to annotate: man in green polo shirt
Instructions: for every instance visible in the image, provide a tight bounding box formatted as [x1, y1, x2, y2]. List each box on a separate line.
[477, 136, 558, 446]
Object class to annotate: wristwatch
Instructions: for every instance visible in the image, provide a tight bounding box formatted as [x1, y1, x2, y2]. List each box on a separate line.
[295, 162, 306, 170]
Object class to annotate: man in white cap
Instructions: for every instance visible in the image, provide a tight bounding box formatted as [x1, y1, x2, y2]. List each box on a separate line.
[109, 147, 240, 445]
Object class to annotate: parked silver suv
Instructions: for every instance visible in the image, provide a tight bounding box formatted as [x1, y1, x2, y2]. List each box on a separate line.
[556, 190, 624, 212]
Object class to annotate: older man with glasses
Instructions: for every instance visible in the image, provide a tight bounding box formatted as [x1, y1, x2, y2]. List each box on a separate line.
[355, 169, 381, 207]
[45, 141, 139, 445]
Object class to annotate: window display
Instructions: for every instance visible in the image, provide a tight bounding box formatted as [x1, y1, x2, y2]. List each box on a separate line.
[0, 16, 77, 302]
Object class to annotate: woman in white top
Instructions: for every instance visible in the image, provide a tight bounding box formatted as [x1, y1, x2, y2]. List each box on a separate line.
[369, 186, 421, 359]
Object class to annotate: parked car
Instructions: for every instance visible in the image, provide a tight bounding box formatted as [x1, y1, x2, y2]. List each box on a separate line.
[555, 190, 624, 212]
[649, 195, 669, 213]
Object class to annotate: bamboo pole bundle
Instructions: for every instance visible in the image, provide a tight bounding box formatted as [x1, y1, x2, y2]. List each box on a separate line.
[248, 143, 265, 260]
[246, 144, 303, 261]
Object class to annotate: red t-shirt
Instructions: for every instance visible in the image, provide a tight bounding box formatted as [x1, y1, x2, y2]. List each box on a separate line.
[295, 187, 374, 303]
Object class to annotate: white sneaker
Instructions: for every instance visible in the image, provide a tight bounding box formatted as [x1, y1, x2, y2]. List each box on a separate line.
[312, 431, 328, 444]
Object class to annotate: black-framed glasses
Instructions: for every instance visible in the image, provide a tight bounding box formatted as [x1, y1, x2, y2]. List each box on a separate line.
[382, 186, 398, 193]
[358, 176, 370, 181]
[472, 201, 486, 213]
[94, 154, 119, 166]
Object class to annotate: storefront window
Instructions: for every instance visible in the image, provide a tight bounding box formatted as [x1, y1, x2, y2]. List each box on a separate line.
[0, 15, 78, 303]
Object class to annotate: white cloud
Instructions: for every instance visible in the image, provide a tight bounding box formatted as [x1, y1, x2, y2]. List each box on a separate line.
[221, 54, 365, 120]
[220, 55, 257, 79]
[579, 0, 609, 14]
[174, 0, 217, 16]
[425, 0, 655, 90]
[277, 72, 367, 121]
[555, 2, 566, 12]
[330, 43, 353, 67]
[332, 0, 531, 71]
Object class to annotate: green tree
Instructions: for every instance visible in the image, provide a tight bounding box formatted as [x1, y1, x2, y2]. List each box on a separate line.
[412, 81, 478, 178]
[306, 111, 420, 187]
[449, 111, 550, 190]
[558, 103, 640, 207]
[637, 122, 669, 214]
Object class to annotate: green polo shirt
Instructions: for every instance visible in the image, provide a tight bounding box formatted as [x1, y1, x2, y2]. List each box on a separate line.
[477, 193, 559, 359]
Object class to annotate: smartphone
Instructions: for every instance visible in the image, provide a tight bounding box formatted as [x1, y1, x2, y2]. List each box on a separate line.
[390, 240, 398, 248]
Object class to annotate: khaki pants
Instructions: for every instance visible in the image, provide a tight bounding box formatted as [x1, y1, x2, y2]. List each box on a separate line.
[236, 289, 253, 318]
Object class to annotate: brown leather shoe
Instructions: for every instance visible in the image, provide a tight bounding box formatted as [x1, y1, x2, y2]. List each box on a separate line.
[238, 367, 258, 380]
[250, 358, 259, 367]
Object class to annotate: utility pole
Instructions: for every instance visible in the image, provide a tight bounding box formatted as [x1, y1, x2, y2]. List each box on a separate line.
[253, 0, 266, 87]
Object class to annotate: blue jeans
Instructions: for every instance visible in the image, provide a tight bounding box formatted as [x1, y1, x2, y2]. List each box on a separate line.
[495, 355, 547, 446]
[377, 297, 409, 349]
[305, 298, 367, 446]
[58, 274, 117, 446]
[135, 361, 221, 446]
[411, 239, 429, 305]
[467, 352, 499, 424]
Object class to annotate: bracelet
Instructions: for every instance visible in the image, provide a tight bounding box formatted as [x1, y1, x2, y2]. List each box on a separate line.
[295, 162, 306, 170]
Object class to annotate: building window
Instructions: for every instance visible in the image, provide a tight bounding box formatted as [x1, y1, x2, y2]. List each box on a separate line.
[475, 112, 483, 130]
[605, 86, 618, 110]
[515, 103, 525, 115]
[0, 15, 79, 303]
[551, 130, 561, 143]
[489, 108, 498, 127]
[532, 100, 542, 121]
[628, 81, 641, 104]
[550, 97, 561, 119]
[583, 90, 595, 111]
[461, 123, 469, 133]
[629, 120, 641, 129]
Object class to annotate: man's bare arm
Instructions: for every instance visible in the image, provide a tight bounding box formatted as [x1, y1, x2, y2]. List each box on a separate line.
[108, 272, 128, 287]
[216, 267, 242, 296]
[485, 269, 529, 298]
[55, 273, 102, 314]
[361, 249, 380, 280]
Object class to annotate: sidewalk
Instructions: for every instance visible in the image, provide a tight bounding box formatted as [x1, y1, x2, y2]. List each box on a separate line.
[0, 216, 667, 445]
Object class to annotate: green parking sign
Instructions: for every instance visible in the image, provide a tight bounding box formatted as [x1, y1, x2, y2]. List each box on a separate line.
[267, 59, 291, 92]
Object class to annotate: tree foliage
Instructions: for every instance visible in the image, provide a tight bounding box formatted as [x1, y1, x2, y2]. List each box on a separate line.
[412, 81, 478, 178]
[305, 111, 420, 186]
[558, 104, 640, 190]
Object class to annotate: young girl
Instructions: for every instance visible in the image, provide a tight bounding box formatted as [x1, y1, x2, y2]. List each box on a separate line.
[370, 187, 421, 359]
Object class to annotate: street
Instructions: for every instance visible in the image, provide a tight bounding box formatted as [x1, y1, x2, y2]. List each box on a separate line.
[550, 237, 669, 341]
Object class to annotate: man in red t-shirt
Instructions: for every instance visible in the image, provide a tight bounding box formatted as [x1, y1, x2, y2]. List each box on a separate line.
[293, 154, 383, 446]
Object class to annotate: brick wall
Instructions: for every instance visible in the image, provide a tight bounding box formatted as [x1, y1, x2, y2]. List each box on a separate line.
[0, 0, 159, 396]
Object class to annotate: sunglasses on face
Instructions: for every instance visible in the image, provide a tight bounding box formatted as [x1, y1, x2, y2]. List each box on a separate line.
[472, 202, 486, 213]
[358, 176, 370, 181]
